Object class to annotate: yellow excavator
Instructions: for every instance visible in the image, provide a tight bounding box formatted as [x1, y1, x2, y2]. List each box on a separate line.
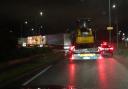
[71, 18, 95, 46]
[76, 27, 94, 44]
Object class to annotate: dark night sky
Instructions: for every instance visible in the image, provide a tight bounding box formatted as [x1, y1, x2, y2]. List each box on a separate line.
[0, 0, 128, 34]
[0, 0, 128, 50]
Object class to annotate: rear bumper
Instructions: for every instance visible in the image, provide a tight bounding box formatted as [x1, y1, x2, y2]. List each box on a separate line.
[70, 53, 99, 60]
[100, 51, 113, 54]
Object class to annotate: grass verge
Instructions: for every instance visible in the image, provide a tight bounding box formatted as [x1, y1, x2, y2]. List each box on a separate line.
[115, 43, 128, 58]
[0, 50, 63, 86]
[0, 47, 52, 62]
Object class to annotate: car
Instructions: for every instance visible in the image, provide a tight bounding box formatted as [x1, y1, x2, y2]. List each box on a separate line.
[98, 42, 114, 57]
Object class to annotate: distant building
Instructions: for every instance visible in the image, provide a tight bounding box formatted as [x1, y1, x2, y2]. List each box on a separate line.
[18, 35, 46, 47]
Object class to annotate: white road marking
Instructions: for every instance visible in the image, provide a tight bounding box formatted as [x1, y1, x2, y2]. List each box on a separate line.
[22, 65, 52, 86]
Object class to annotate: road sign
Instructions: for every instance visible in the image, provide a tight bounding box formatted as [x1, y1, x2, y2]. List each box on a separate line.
[107, 27, 113, 30]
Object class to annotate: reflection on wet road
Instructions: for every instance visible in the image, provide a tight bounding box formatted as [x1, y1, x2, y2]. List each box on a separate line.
[26, 56, 128, 89]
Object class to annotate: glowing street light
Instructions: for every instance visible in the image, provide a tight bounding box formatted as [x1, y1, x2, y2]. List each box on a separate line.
[24, 21, 28, 24]
[40, 11, 44, 16]
[31, 28, 34, 31]
[112, 4, 116, 9]
[123, 33, 125, 36]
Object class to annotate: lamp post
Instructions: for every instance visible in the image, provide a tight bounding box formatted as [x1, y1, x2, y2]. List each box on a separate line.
[113, 4, 119, 49]
[20, 20, 28, 38]
[34, 9, 44, 35]
[108, 0, 112, 43]
[39, 9, 44, 35]
[24, 20, 30, 36]
[112, 2, 119, 49]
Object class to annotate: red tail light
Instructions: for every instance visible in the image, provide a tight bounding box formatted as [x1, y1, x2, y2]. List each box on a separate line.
[98, 46, 104, 51]
[69, 46, 75, 61]
[109, 47, 114, 51]
[69, 46, 75, 51]
[102, 41, 107, 46]
[70, 54, 74, 60]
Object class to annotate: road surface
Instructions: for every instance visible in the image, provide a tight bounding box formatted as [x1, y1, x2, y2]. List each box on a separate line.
[23, 56, 128, 89]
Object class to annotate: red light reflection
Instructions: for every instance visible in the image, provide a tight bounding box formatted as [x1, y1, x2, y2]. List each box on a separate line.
[67, 85, 75, 89]
[69, 63, 75, 85]
[69, 52, 74, 62]
[70, 54, 74, 60]
[108, 58, 115, 73]
[98, 55, 103, 60]
[97, 59, 108, 89]
[97, 57, 116, 89]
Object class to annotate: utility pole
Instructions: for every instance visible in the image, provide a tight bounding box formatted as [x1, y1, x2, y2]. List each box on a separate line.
[20, 23, 23, 38]
[112, 2, 119, 49]
[114, 5, 119, 49]
[108, 0, 112, 43]
[116, 19, 119, 49]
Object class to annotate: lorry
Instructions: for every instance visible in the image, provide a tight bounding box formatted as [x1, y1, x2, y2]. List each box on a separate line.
[66, 18, 99, 60]
[45, 33, 64, 48]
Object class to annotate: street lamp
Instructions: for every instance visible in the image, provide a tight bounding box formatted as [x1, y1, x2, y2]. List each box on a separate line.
[112, 4, 116, 9]
[24, 20, 28, 24]
[108, 0, 112, 43]
[40, 11, 44, 16]
[39, 9, 44, 35]
[31, 28, 35, 35]
[112, 2, 119, 49]
[123, 33, 125, 36]
[31, 28, 34, 31]
[21, 20, 28, 38]
[39, 8, 44, 16]
[31, 9, 45, 36]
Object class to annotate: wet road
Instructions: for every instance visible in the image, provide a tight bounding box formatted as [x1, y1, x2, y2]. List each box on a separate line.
[24, 56, 128, 89]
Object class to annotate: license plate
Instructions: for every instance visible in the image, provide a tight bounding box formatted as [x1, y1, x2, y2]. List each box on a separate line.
[83, 57, 90, 59]
[80, 54, 95, 57]
[104, 48, 109, 50]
